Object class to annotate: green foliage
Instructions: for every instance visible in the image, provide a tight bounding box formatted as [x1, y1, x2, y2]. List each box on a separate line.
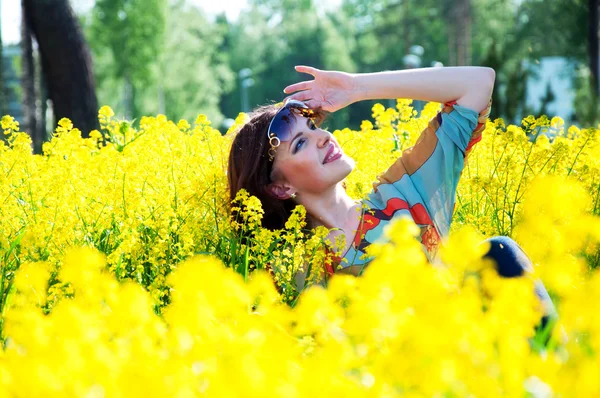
[573, 66, 600, 126]
[85, 0, 233, 125]
[158, 2, 234, 125]
[220, 0, 357, 128]
[339, 0, 450, 127]
[90, 0, 165, 84]
[0, 27, 4, 116]
[77, 0, 594, 128]
[88, 0, 166, 119]
[516, 0, 588, 60]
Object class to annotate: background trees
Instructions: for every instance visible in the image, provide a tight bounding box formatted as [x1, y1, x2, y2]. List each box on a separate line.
[2, 0, 598, 148]
[89, 0, 166, 120]
[21, 0, 98, 151]
[0, 16, 5, 117]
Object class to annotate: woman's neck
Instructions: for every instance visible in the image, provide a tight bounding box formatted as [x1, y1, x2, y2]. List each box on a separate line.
[299, 183, 359, 230]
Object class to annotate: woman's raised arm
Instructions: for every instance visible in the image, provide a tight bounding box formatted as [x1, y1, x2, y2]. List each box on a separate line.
[352, 66, 494, 112]
[283, 65, 495, 114]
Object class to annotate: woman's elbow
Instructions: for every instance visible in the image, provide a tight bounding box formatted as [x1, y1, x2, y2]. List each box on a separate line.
[482, 67, 496, 89]
[462, 67, 495, 112]
[476, 67, 496, 105]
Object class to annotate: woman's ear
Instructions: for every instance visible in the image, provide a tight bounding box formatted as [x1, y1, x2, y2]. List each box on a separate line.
[267, 182, 295, 200]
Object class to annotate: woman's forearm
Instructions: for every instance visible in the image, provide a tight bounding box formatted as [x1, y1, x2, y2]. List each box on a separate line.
[351, 66, 495, 113]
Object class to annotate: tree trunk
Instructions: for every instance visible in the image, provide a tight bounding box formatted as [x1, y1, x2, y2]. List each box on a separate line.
[22, 0, 98, 137]
[0, 9, 5, 116]
[446, 0, 471, 66]
[124, 73, 133, 120]
[21, 0, 38, 149]
[403, 0, 411, 57]
[456, 0, 472, 66]
[590, 0, 599, 95]
[39, 72, 48, 140]
[447, 23, 456, 66]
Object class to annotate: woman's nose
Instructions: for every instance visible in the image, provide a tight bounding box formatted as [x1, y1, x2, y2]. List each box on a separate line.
[316, 129, 330, 148]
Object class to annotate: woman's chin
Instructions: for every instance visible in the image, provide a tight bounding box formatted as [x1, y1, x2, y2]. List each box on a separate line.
[343, 156, 356, 172]
[338, 158, 355, 180]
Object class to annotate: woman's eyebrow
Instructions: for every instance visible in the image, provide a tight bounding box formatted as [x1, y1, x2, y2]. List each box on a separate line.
[289, 132, 303, 153]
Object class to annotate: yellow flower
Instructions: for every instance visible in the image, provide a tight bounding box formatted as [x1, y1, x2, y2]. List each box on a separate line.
[195, 114, 211, 126]
[0, 100, 600, 395]
[177, 119, 191, 131]
[89, 129, 102, 140]
[535, 133, 550, 149]
[98, 105, 115, 119]
[550, 116, 564, 129]
[2, 115, 19, 132]
[567, 125, 580, 139]
[57, 118, 74, 131]
[360, 120, 373, 131]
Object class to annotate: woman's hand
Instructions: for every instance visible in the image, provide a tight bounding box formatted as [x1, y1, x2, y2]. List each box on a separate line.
[283, 65, 359, 113]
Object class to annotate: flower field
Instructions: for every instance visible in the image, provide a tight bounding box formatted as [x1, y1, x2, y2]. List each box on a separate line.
[1, 101, 600, 396]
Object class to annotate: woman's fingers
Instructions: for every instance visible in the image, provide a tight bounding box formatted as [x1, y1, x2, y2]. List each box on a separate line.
[284, 94, 322, 110]
[295, 65, 319, 77]
[283, 81, 312, 94]
[283, 65, 332, 110]
[284, 90, 313, 103]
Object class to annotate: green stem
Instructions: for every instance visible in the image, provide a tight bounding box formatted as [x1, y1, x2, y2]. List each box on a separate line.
[508, 143, 535, 234]
[566, 134, 593, 177]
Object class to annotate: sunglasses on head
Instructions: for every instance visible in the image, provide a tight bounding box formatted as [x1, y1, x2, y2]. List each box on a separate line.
[267, 100, 321, 161]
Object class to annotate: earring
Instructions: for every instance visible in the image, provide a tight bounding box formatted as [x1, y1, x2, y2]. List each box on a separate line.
[290, 193, 297, 199]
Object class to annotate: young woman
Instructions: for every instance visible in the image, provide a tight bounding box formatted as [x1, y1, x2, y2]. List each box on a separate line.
[228, 65, 555, 325]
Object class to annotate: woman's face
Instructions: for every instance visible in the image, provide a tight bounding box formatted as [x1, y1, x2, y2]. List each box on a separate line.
[269, 115, 355, 196]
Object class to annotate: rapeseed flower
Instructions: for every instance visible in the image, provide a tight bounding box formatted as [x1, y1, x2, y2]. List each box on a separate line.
[0, 101, 599, 395]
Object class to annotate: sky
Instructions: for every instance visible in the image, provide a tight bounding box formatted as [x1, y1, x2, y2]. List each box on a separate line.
[1, 0, 270, 45]
[1, 0, 24, 45]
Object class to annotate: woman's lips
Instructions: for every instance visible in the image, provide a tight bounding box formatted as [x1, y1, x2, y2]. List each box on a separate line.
[323, 145, 342, 164]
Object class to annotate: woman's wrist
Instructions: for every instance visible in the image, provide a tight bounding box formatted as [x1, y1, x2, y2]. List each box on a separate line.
[350, 73, 372, 103]
[351, 71, 404, 102]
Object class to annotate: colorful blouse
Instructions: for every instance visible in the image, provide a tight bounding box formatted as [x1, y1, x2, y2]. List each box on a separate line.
[326, 101, 492, 275]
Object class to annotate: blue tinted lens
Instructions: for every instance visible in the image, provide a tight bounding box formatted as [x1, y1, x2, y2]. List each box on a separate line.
[267, 101, 312, 142]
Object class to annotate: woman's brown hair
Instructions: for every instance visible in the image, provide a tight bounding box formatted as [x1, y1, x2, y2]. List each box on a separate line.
[227, 104, 327, 231]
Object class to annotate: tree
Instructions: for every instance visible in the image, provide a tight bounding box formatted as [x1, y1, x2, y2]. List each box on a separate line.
[515, 0, 592, 122]
[90, 0, 166, 120]
[22, 0, 98, 141]
[470, 0, 523, 120]
[21, 0, 38, 147]
[222, 0, 356, 128]
[589, 0, 599, 95]
[445, 0, 472, 66]
[0, 12, 5, 117]
[85, 0, 233, 125]
[341, 0, 448, 70]
[159, 2, 234, 125]
[338, 0, 448, 126]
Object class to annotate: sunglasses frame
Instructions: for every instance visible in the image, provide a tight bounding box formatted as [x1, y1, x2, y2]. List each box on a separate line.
[266, 100, 317, 161]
